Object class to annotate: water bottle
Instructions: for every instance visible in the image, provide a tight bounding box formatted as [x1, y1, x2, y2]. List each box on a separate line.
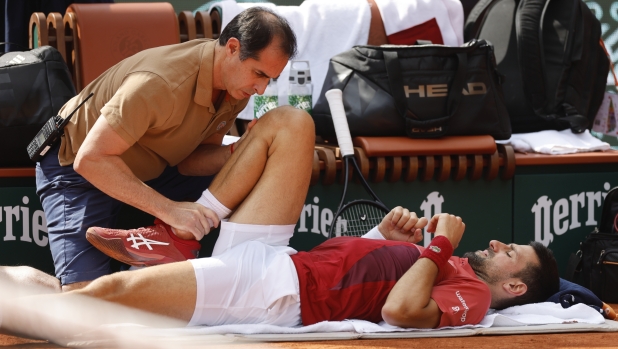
[254, 78, 278, 119]
[288, 60, 312, 115]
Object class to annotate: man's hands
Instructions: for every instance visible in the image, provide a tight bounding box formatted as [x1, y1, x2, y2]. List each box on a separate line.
[425, 213, 465, 250]
[378, 207, 427, 243]
[377, 207, 465, 249]
[381, 212, 465, 329]
[158, 202, 220, 241]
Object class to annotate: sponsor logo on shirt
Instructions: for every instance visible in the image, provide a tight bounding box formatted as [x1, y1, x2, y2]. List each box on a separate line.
[216, 121, 227, 131]
[455, 291, 470, 323]
[451, 306, 460, 314]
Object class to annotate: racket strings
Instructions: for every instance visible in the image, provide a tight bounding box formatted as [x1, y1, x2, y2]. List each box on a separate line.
[336, 203, 386, 237]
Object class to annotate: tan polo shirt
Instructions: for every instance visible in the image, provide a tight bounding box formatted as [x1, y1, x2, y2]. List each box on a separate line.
[58, 39, 248, 181]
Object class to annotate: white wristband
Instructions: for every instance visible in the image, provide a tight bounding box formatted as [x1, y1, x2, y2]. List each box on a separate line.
[362, 226, 386, 240]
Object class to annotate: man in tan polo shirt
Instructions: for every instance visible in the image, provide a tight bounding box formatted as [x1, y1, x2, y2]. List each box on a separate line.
[34, 7, 298, 291]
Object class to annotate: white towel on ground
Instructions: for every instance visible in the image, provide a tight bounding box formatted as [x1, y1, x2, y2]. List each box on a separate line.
[77, 302, 608, 348]
[482, 302, 606, 327]
[162, 302, 604, 335]
[82, 303, 618, 348]
[206, 0, 371, 120]
[374, 0, 464, 46]
[496, 129, 611, 154]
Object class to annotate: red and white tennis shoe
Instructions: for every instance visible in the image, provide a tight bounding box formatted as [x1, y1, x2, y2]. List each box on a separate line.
[86, 219, 201, 267]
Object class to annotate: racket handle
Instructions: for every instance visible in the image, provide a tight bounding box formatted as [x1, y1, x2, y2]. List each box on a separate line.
[325, 89, 354, 157]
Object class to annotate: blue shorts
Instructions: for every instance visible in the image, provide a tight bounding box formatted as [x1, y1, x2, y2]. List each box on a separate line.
[35, 145, 213, 285]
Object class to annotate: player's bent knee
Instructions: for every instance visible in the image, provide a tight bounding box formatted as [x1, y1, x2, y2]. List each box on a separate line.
[284, 108, 315, 139]
[261, 106, 315, 132]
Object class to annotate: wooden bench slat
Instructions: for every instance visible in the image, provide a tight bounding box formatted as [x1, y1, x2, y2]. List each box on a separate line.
[353, 136, 497, 157]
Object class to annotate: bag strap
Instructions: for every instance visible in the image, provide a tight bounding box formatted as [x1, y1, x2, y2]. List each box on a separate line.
[515, 0, 589, 133]
[0, 42, 30, 52]
[383, 49, 468, 137]
[463, 0, 496, 40]
[600, 39, 618, 89]
[565, 250, 583, 282]
[515, 0, 549, 117]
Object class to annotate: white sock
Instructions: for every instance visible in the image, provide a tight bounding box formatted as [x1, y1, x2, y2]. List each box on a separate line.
[196, 189, 232, 227]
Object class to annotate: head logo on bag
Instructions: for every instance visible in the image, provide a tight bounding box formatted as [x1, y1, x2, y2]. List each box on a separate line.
[411, 127, 443, 134]
[403, 82, 488, 98]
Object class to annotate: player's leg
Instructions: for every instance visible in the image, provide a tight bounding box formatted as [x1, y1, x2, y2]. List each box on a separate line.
[209, 106, 315, 225]
[84, 107, 314, 264]
[0, 266, 61, 294]
[0, 261, 194, 340]
[76, 261, 197, 320]
[0, 247, 299, 339]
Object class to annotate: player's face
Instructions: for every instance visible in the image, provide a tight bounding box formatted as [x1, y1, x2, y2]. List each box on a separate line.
[465, 240, 538, 284]
[221, 38, 288, 100]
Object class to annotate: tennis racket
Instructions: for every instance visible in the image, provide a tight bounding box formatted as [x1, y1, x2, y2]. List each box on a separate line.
[325, 89, 390, 239]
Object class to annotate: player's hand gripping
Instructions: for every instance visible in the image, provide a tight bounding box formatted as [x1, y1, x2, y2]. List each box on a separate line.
[425, 213, 465, 250]
[159, 201, 220, 241]
[378, 206, 428, 243]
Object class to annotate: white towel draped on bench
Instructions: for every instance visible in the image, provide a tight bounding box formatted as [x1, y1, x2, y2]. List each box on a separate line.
[497, 129, 611, 154]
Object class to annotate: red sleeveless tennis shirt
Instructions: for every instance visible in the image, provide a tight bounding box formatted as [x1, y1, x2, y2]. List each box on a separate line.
[290, 237, 490, 327]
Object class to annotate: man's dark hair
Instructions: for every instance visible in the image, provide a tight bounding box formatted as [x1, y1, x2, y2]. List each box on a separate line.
[493, 241, 560, 309]
[218, 7, 297, 61]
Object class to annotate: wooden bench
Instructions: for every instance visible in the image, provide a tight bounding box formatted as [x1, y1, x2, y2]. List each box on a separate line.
[29, 3, 217, 92]
[309, 136, 515, 186]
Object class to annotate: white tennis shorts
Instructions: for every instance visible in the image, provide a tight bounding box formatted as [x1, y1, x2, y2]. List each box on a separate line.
[188, 222, 302, 327]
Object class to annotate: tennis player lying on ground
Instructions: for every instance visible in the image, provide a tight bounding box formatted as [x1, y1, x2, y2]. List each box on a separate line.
[0, 109, 559, 334]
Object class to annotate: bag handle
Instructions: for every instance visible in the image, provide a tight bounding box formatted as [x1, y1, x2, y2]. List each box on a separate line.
[383, 49, 468, 137]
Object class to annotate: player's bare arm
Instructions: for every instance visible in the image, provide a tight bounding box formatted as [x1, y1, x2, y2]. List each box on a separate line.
[75, 116, 219, 241]
[377, 206, 427, 243]
[381, 213, 465, 328]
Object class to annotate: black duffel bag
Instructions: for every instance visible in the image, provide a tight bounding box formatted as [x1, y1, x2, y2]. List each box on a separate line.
[313, 40, 511, 140]
[566, 187, 618, 303]
[0, 45, 76, 167]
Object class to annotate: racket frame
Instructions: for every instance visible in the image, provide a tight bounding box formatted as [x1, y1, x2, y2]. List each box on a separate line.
[328, 154, 389, 238]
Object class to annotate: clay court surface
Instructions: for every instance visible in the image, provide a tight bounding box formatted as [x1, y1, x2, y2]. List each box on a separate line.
[2, 304, 617, 349]
[3, 332, 618, 349]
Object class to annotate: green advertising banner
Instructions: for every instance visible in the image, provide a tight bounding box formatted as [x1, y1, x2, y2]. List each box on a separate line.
[0, 187, 54, 274]
[291, 178, 512, 257]
[513, 173, 617, 277]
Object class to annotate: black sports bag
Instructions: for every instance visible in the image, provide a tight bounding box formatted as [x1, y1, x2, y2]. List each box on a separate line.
[566, 186, 618, 303]
[465, 0, 609, 134]
[0, 45, 76, 167]
[313, 40, 511, 140]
